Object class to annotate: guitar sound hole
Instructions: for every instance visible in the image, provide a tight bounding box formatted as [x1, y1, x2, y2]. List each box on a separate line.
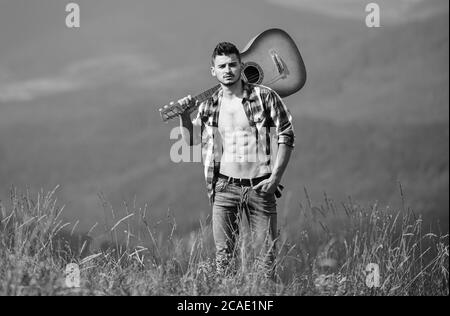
[243, 63, 263, 84]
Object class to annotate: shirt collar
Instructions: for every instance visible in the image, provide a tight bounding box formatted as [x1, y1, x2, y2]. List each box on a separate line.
[242, 81, 256, 102]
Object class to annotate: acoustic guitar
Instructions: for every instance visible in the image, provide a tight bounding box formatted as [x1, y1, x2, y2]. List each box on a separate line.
[159, 28, 306, 121]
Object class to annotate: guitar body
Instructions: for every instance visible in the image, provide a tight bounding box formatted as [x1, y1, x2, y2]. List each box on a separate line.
[159, 28, 306, 121]
[240, 28, 306, 97]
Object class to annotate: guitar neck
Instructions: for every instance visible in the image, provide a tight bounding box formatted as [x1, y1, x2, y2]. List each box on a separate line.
[159, 84, 220, 121]
[193, 84, 220, 104]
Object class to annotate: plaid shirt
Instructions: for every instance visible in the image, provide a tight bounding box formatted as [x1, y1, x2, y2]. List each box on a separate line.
[192, 81, 295, 205]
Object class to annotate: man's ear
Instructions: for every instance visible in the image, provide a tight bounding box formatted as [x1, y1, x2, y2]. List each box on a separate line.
[210, 66, 216, 77]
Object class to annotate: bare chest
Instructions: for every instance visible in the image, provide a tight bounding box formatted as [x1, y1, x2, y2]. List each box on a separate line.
[218, 97, 250, 131]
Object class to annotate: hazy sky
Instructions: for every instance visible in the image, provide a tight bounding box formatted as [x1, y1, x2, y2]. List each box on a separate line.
[266, 0, 445, 21]
[0, 0, 447, 103]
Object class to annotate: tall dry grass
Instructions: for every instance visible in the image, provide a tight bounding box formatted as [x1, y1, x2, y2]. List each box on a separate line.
[0, 185, 448, 295]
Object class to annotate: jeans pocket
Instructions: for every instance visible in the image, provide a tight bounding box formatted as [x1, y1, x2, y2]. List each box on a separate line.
[215, 178, 228, 193]
[253, 188, 276, 200]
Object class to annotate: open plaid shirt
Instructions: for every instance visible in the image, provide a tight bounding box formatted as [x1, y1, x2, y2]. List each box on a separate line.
[192, 81, 295, 205]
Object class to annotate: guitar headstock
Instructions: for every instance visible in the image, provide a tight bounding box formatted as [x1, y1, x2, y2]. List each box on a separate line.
[158, 102, 196, 122]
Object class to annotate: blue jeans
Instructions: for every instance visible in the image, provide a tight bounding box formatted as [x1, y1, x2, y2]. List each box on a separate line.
[212, 176, 278, 278]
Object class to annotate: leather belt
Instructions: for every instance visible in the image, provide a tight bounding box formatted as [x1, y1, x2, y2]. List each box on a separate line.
[217, 173, 271, 187]
[217, 173, 284, 198]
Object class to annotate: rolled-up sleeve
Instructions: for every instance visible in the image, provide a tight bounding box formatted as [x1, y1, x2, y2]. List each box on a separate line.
[265, 89, 295, 148]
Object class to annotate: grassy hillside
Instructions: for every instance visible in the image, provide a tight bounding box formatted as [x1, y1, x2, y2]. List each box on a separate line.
[0, 187, 448, 295]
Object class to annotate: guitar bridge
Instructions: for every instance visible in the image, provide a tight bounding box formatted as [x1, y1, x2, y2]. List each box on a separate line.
[269, 49, 286, 77]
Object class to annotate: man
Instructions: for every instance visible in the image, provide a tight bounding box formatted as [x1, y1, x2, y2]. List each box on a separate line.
[172, 42, 295, 279]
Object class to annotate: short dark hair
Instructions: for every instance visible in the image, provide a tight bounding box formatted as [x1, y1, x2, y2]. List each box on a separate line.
[211, 42, 241, 65]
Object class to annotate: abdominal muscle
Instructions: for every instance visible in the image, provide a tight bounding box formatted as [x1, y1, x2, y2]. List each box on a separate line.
[218, 127, 270, 179]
